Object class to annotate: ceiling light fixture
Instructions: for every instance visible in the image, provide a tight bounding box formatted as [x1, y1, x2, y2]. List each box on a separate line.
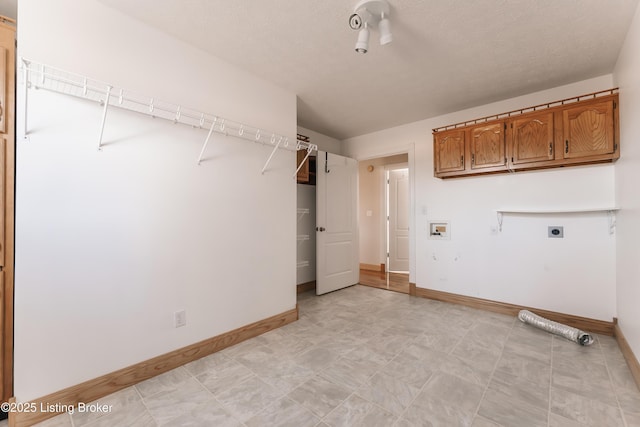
[349, 0, 393, 54]
[355, 23, 370, 54]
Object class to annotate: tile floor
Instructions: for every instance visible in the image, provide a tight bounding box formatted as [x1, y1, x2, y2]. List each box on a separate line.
[5, 285, 640, 426]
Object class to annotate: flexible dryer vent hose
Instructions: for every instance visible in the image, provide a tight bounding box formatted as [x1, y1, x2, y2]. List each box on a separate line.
[518, 310, 594, 346]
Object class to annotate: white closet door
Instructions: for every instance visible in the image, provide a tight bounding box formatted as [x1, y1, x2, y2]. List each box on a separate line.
[316, 151, 359, 295]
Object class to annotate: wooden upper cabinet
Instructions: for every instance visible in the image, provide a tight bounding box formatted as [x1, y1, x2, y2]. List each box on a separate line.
[433, 91, 618, 178]
[470, 122, 505, 169]
[434, 129, 465, 175]
[510, 111, 554, 164]
[563, 99, 615, 159]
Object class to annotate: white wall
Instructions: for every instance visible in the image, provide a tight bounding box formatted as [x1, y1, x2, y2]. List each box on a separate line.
[344, 75, 617, 321]
[15, 0, 297, 401]
[613, 2, 640, 363]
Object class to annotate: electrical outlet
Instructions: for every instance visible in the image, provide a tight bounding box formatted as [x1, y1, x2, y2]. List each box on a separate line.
[174, 310, 186, 328]
[548, 226, 564, 238]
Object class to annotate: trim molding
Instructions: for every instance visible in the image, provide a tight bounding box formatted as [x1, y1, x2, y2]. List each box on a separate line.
[409, 282, 416, 297]
[614, 320, 640, 391]
[360, 263, 384, 272]
[9, 306, 298, 427]
[296, 281, 316, 294]
[414, 286, 614, 336]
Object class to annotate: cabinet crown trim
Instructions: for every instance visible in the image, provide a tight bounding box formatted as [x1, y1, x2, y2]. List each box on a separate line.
[433, 88, 618, 133]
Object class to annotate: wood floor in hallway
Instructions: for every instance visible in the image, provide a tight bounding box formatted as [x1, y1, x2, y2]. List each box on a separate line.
[358, 269, 410, 294]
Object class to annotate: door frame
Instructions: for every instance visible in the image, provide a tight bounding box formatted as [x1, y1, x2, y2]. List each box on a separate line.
[357, 144, 415, 283]
[0, 15, 16, 408]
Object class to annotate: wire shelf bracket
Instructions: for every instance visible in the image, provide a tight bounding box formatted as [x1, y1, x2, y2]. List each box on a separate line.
[20, 58, 318, 173]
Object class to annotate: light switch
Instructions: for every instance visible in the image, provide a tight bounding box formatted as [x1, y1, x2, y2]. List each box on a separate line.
[366, 210, 373, 217]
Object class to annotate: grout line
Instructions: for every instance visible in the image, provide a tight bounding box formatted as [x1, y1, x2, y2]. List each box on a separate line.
[469, 314, 514, 425]
[547, 335, 554, 427]
[132, 384, 158, 427]
[599, 336, 630, 427]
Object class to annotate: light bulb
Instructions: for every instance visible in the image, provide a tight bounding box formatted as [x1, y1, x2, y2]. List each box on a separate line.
[355, 26, 370, 53]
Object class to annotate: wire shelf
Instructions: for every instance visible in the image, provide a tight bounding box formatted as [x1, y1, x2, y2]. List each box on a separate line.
[21, 59, 317, 171]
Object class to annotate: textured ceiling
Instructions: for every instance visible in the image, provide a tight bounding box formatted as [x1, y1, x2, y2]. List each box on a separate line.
[97, 0, 639, 139]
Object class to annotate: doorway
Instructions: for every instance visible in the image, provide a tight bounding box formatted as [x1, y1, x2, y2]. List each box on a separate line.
[358, 154, 409, 293]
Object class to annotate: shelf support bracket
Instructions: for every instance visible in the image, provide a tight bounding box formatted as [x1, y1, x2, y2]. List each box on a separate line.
[22, 58, 30, 139]
[97, 85, 112, 150]
[293, 144, 314, 178]
[497, 211, 504, 232]
[607, 210, 617, 235]
[197, 118, 217, 165]
[261, 137, 283, 174]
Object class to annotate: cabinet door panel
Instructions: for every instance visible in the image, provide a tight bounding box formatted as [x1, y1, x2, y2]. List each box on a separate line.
[471, 123, 505, 169]
[434, 130, 465, 174]
[512, 112, 554, 164]
[563, 100, 614, 159]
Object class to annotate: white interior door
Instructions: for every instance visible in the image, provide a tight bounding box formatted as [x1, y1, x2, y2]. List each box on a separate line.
[388, 168, 409, 272]
[316, 151, 359, 295]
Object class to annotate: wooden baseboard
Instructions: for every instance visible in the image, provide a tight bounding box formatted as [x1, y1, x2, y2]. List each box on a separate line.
[409, 282, 416, 297]
[360, 263, 384, 272]
[413, 286, 614, 336]
[297, 281, 316, 294]
[614, 321, 640, 391]
[9, 306, 298, 427]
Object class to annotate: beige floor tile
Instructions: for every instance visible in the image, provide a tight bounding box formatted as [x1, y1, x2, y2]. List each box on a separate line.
[477, 388, 548, 427]
[287, 375, 351, 418]
[550, 386, 625, 426]
[142, 377, 215, 425]
[135, 367, 192, 399]
[213, 376, 283, 422]
[194, 359, 255, 395]
[245, 397, 319, 427]
[72, 386, 143, 427]
[355, 372, 420, 416]
[323, 394, 396, 427]
[488, 369, 549, 411]
[157, 398, 242, 427]
[471, 416, 502, 427]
